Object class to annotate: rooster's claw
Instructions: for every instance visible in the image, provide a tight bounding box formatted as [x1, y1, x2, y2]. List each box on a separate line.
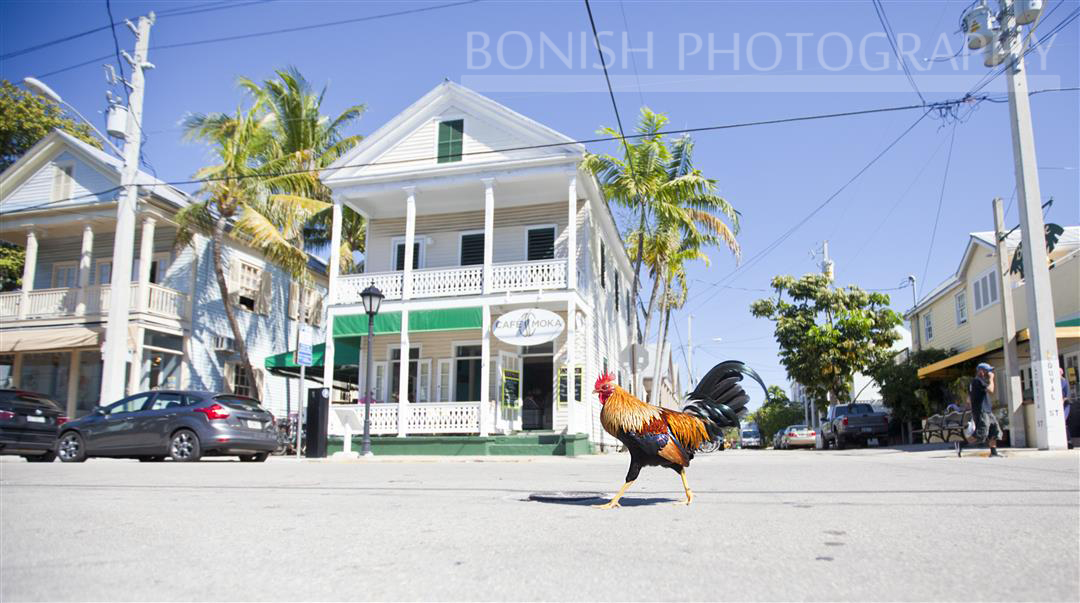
[592, 501, 621, 509]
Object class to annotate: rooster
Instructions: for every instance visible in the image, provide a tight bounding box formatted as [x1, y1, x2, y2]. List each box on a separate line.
[592, 360, 767, 509]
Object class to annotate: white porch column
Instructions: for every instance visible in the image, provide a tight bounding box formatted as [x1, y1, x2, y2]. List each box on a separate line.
[136, 216, 156, 313]
[18, 230, 38, 320]
[75, 224, 94, 316]
[397, 310, 410, 436]
[567, 174, 577, 290]
[66, 349, 81, 418]
[402, 187, 416, 299]
[480, 303, 491, 436]
[481, 178, 494, 294]
[566, 298, 577, 433]
[322, 198, 344, 400]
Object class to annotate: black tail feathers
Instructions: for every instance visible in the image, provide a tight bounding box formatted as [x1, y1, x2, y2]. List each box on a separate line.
[682, 361, 769, 440]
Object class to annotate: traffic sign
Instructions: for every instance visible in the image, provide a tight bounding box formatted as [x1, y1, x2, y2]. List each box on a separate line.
[296, 324, 314, 367]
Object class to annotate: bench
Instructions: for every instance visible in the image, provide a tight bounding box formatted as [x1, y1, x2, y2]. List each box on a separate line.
[911, 410, 969, 443]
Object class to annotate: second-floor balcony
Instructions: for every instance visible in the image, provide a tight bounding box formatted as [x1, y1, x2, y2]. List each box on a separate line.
[336, 258, 567, 304]
[0, 283, 188, 322]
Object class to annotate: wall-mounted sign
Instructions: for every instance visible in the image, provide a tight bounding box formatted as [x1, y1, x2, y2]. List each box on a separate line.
[501, 369, 520, 408]
[492, 308, 565, 346]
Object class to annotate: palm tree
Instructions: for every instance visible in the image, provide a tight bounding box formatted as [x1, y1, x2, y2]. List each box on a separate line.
[584, 109, 740, 392]
[176, 106, 326, 401]
[239, 67, 367, 271]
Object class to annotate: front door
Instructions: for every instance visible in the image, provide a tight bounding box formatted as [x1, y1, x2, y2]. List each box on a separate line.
[521, 356, 553, 430]
[88, 393, 154, 452]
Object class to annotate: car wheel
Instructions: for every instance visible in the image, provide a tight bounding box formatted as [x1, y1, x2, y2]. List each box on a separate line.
[24, 451, 56, 462]
[239, 452, 270, 463]
[57, 432, 87, 463]
[169, 430, 202, 462]
[835, 435, 846, 450]
[138, 456, 165, 462]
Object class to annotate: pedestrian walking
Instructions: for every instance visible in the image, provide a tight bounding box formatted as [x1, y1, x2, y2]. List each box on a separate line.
[958, 362, 1002, 458]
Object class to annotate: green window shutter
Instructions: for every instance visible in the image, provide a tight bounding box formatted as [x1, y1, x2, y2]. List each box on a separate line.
[437, 119, 464, 163]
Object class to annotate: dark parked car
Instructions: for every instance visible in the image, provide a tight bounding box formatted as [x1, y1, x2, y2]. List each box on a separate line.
[0, 390, 66, 462]
[821, 403, 890, 449]
[57, 390, 277, 463]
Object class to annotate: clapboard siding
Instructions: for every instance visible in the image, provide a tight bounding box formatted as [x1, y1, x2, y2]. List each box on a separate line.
[30, 227, 180, 290]
[366, 202, 570, 272]
[2, 151, 118, 211]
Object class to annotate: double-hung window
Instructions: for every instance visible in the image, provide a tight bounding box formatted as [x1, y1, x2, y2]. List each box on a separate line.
[972, 269, 999, 313]
[454, 345, 482, 402]
[526, 226, 555, 261]
[393, 240, 421, 271]
[955, 291, 968, 325]
[923, 311, 934, 341]
[599, 241, 606, 289]
[437, 119, 464, 163]
[51, 261, 78, 288]
[51, 163, 74, 202]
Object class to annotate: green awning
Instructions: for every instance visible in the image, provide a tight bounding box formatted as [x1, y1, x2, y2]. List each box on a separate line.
[333, 307, 482, 337]
[264, 338, 362, 371]
[1058, 317, 1080, 328]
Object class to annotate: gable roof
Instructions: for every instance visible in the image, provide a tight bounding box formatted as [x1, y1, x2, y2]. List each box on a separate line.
[0, 129, 189, 210]
[906, 225, 1080, 317]
[324, 80, 583, 185]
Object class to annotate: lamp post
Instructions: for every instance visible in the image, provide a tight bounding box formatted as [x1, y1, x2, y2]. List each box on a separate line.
[23, 77, 124, 156]
[359, 284, 384, 457]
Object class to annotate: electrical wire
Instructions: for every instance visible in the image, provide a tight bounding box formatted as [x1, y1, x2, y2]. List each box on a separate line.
[919, 120, 959, 289]
[618, 0, 646, 109]
[105, 0, 130, 104]
[871, 0, 926, 104]
[685, 108, 935, 314]
[33, 0, 482, 79]
[0, 0, 275, 60]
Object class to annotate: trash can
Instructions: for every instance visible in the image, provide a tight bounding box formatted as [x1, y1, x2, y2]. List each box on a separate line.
[305, 388, 329, 458]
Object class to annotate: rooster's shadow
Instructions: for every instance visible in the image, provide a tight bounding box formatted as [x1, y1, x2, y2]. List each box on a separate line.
[528, 496, 678, 507]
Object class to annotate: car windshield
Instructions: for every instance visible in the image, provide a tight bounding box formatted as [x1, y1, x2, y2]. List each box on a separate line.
[845, 404, 875, 415]
[790, 425, 807, 431]
[213, 396, 264, 412]
[0, 391, 62, 412]
[741, 431, 757, 438]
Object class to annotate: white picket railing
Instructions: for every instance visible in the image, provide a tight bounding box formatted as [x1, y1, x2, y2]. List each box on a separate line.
[0, 283, 187, 321]
[329, 402, 483, 436]
[336, 259, 567, 304]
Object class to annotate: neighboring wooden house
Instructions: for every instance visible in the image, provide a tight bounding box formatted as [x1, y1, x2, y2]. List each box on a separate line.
[0, 130, 325, 418]
[315, 81, 638, 448]
[905, 226, 1080, 425]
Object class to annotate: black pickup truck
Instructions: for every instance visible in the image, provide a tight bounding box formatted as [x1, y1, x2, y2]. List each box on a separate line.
[821, 403, 890, 449]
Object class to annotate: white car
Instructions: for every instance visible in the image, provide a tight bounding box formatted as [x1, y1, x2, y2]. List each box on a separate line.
[780, 424, 817, 449]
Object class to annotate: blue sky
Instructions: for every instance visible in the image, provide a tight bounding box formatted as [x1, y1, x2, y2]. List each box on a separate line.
[2, 0, 1077, 406]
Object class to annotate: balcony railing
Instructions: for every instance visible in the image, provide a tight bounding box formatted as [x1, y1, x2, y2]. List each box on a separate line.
[336, 259, 567, 304]
[0, 283, 188, 321]
[329, 402, 485, 437]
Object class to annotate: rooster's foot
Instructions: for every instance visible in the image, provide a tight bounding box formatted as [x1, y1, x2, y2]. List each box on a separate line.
[592, 500, 622, 509]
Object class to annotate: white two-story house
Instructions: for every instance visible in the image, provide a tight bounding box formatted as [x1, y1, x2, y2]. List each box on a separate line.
[317, 81, 638, 449]
[0, 129, 325, 419]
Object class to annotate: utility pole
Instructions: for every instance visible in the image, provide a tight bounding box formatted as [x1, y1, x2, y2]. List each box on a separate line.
[998, 0, 1065, 449]
[100, 13, 155, 403]
[993, 197, 1027, 447]
[907, 275, 919, 352]
[687, 314, 693, 391]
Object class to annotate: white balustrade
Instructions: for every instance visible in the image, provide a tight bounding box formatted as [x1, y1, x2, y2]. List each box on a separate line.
[25, 288, 78, 317]
[335, 259, 567, 305]
[329, 402, 483, 436]
[147, 284, 186, 317]
[491, 259, 567, 292]
[0, 292, 20, 319]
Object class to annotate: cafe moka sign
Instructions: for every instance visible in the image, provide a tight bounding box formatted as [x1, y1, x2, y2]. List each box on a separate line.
[492, 308, 565, 346]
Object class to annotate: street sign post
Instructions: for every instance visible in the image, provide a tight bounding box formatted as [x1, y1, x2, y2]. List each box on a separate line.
[296, 324, 313, 459]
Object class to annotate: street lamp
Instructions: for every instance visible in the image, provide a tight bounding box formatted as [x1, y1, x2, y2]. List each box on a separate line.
[23, 77, 123, 155]
[359, 283, 384, 457]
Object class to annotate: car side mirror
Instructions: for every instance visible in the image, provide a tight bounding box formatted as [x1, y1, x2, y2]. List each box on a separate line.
[93, 408, 106, 416]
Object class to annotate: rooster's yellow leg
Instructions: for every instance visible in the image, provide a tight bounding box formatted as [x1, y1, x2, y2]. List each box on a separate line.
[593, 480, 635, 509]
[676, 471, 694, 506]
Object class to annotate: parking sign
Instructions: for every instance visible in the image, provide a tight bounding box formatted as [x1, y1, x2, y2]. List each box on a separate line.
[296, 324, 313, 367]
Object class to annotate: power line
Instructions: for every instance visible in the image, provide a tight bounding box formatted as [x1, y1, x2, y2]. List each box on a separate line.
[34, 0, 481, 79]
[0, 0, 274, 60]
[685, 108, 935, 314]
[919, 120, 959, 288]
[871, 0, 926, 104]
[104, 0, 130, 104]
[618, 0, 646, 110]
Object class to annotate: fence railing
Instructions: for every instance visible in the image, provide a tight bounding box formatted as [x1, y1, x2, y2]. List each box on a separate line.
[336, 259, 568, 304]
[0, 283, 187, 321]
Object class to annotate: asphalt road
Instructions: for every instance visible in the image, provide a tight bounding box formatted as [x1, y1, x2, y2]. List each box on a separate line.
[1, 447, 1077, 602]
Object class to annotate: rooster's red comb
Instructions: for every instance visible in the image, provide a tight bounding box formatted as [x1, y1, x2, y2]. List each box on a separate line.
[594, 372, 615, 389]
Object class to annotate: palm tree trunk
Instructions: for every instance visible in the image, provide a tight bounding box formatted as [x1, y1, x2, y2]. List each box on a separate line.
[641, 272, 662, 351]
[629, 208, 647, 396]
[212, 217, 261, 401]
[651, 288, 673, 407]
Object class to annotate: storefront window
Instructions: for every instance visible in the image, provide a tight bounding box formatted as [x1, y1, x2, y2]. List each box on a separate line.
[0, 354, 14, 388]
[141, 329, 183, 391]
[455, 345, 482, 402]
[20, 352, 70, 403]
[76, 351, 103, 417]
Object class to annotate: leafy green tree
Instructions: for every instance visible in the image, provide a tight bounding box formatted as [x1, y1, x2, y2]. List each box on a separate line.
[0, 79, 102, 171]
[869, 349, 953, 423]
[750, 274, 902, 412]
[747, 386, 804, 445]
[0, 242, 25, 291]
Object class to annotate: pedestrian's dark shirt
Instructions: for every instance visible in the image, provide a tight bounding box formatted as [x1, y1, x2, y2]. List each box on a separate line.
[970, 378, 990, 414]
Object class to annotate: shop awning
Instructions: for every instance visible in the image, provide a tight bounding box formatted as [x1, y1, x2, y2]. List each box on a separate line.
[917, 326, 1080, 379]
[264, 338, 363, 372]
[332, 307, 482, 337]
[0, 326, 101, 352]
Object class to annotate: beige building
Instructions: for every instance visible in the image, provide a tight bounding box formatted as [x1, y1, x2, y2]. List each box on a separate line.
[905, 226, 1079, 440]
